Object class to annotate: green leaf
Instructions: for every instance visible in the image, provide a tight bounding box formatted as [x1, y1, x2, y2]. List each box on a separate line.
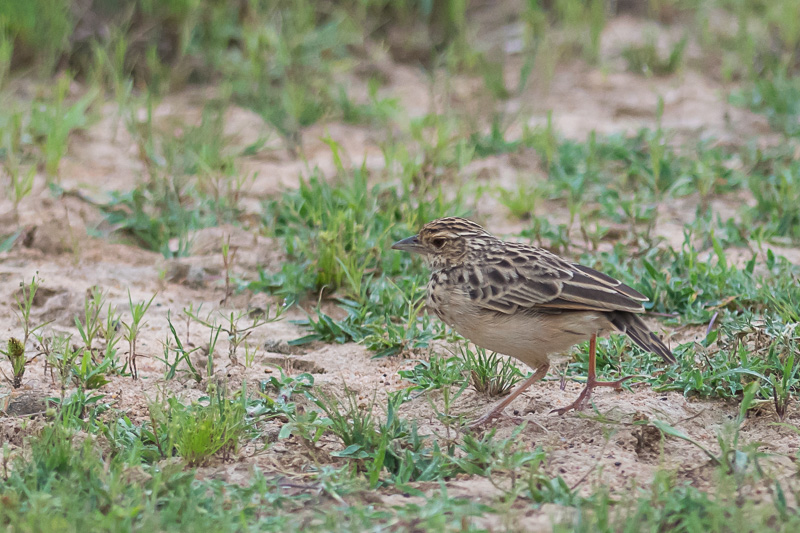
[0, 229, 23, 253]
[651, 419, 719, 464]
[332, 444, 369, 459]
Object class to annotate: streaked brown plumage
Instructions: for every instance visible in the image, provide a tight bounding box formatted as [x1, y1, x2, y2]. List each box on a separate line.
[392, 217, 674, 425]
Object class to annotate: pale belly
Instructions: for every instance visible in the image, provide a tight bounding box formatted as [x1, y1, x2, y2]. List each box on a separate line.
[428, 281, 609, 368]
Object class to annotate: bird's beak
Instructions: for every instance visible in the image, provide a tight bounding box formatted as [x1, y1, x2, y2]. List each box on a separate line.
[391, 235, 425, 254]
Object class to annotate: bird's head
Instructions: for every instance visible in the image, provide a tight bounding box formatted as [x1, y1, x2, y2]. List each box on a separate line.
[391, 217, 494, 270]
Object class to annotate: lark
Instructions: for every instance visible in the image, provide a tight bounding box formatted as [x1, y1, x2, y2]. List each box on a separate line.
[392, 217, 674, 426]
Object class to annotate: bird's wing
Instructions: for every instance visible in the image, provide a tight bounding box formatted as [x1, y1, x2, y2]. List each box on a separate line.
[458, 244, 647, 315]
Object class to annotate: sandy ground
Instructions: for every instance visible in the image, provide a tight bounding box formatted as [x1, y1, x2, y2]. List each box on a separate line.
[2, 12, 799, 530]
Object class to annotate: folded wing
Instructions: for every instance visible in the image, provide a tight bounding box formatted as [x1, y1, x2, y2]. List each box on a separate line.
[463, 245, 646, 315]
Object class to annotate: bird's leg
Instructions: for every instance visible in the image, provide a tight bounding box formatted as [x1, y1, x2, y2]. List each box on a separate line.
[552, 334, 637, 415]
[470, 363, 550, 428]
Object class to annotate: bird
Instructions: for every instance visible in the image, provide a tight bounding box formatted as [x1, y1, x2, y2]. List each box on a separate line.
[391, 217, 674, 426]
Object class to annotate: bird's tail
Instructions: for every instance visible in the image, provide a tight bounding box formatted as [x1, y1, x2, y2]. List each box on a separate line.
[609, 312, 674, 363]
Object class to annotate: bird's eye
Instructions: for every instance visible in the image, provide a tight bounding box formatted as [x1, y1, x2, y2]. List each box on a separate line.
[431, 238, 446, 249]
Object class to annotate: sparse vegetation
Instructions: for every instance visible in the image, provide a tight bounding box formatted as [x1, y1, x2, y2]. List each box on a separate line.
[462, 344, 524, 397]
[121, 291, 156, 380]
[0, 337, 26, 388]
[2, 0, 800, 530]
[622, 35, 688, 76]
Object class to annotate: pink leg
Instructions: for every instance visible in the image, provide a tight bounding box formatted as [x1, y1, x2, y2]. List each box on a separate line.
[470, 363, 550, 428]
[552, 334, 637, 415]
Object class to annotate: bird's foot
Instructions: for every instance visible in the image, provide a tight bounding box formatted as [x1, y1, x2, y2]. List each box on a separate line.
[469, 363, 551, 428]
[593, 374, 641, 390]
[551, 374, 640, 416]
[550, 387, 591, 416]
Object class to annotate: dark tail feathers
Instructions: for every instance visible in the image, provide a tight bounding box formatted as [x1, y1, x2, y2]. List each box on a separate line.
[609, 312, 674, 364]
